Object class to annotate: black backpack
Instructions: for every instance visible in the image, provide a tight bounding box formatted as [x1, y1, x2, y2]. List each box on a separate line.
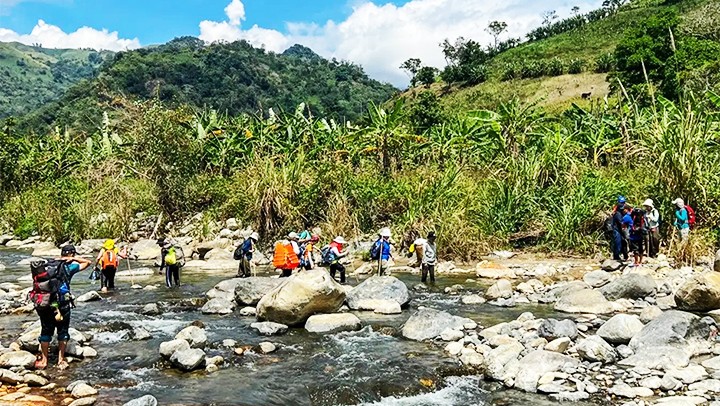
[233, 242, 245, 260]
[28, 259, 68, 308]
[370, 239, 382, 261]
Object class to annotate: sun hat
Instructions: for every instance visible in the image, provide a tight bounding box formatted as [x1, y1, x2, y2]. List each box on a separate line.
[642, 199, 654, 208]
[379, 227, 391, 238]
[333, 236, 347, 244]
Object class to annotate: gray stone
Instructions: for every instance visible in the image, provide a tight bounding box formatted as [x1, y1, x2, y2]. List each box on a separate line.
[485, 342, 524, 382]
[75, 290, 102, 302]
[239, 306, 256, 316]
[600, 273, 657, 300]
[458, 348, 484, 367]
[233, 277, 284, 305]
[485, 279, 513, 300]
[702, 356, 720, 371]
[0, 368, 23, 385]
[141, 303, 160, 315]
[577, 335, 617, 364]
[0, 350, 35, 368]
[174, 326, 207, 348]
[619, 347, 690, 369]
[601, 259, 623, 271]
[400, 308, 474, 341]
[206, 278, 245, 302]
[545, 337, 571, 353]
[251, 322, 289, 336]
[131, 239, 161, 261]
[548, 391, 590, 402]
[688, 378, 720, 392]
[515, 350, 579, 393]
[664, 365, 708, 384]
[440, 329, 464, 342]
[345, 276, 410, 310]
[629, 310, 712, 353]
[640, 306, 663, 323]
[461, 294, 486, 305]
[373, 300, 402, 314]
[538, 318, 578, 340]
[554, 288, 614, 314]
[200, 298, 235, 315]
[23, 373, 48, 387]
[69, 398, 97, 406]
[583, 270, 612, 287]
[305, 314, 362, 334]
[170, 348, 206, 371]
[639, 375, 663, 389]
[608, 382, 653, 398]
[256, 270, 346, 326]
[123, 395, 158, 406]
[159, 339, 190, 359]
[71, 382, 98, 398]
[258, 342, 276, 354]
[655, 397, 710, 406]
[675, 272, 720, 311]
[661, 375, 683, 391]
[597, 314, 645, 344]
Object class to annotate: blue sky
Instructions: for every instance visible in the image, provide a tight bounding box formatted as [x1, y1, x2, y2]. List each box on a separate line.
[0, 0, 602, 85]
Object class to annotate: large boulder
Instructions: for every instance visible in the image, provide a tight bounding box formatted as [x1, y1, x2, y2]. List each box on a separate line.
[600, 273, 657, 300]
[554, 288, 613, 314]
[170, 348, 206, 371]
[256, 270, 346, 326]
[234, 277, 284, 306]
[345, 276, 410, 310]
[715, 249, 720, 273]
[576, 335, 617, 363]
[401, 308, 474, 341]
[629, 310, 713, 353]
[131, 239, 160, 261]
[583, 270, 612, 288]
[305, 313, 362, 334]
[675, 273, 720, 311]
[206, 278, 244, 302]
[485, 342, 524, 382]
[174, 326, 207, 348]
[0, 351, 35, 369]
[159, 339, 190, 359]
[31, 242, 61, 257]
[597, 314, 644, 344]
[200, 298, 235, 315]
[538, 319, 578, 341]
[515, 350, 579, 393]
[486, 279, 513, 300]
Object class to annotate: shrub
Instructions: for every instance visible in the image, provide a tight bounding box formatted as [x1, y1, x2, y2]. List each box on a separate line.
[568, 59, 586, 74]
[594, 53, 615, 73]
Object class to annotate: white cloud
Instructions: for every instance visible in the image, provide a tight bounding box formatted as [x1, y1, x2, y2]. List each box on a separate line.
[200, 0, 605, 86]
[0, 19, 140, 51]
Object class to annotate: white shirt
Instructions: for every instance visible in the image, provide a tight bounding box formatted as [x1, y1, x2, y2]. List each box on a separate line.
[645, 208, 660, 229]
[290, 241, 300, 255]
[422, 241, 437, 265]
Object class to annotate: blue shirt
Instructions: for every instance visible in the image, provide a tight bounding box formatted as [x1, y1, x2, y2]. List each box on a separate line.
[675, 208, 689, 229]
[58, 262, 81, 298]
[241, 238, 254, 260]
[380, 240, 391, 261]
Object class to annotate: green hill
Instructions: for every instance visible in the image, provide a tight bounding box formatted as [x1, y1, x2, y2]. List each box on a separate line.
[0, 42, 111, 118]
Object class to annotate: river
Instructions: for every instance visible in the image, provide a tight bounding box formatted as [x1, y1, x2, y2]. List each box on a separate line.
[0, 248, 596, 405]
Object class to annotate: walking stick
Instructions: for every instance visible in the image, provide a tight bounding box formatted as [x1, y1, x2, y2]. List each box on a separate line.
[126, 247, 135, 287]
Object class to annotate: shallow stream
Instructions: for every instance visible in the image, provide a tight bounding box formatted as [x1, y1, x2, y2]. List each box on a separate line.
[0, 248, 595, 405]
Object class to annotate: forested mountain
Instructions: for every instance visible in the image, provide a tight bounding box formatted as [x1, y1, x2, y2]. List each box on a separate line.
[0, 42, 111, 118]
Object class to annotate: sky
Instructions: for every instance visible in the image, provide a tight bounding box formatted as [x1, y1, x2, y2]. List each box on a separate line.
[0, 0, 603, 86]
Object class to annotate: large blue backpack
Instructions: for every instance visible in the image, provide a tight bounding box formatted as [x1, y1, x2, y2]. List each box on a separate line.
[370, 239, 382, 261]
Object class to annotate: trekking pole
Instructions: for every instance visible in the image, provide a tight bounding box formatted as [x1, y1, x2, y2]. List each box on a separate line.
[126, 247, 135, 287]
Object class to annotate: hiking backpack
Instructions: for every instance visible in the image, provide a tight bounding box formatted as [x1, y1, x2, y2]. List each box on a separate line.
[318, 245, 332, 266]
[28, 259, 68, 309]
[233, 241, 245, 261]
[99, 249, 119, 270]
[686, 205, 696, 229]
[370, 239, 382, 261]
[630, 208, 646, 233]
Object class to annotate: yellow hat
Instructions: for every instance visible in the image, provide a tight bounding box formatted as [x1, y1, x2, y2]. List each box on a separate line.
[103, 239, 115, 250]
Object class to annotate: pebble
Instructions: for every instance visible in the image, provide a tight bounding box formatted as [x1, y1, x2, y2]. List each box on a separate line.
[259, 342, 276, 354]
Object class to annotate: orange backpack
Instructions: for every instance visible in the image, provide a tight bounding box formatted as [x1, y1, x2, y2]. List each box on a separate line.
[100, 249, 119, 269]
[273, 241, 300, 270]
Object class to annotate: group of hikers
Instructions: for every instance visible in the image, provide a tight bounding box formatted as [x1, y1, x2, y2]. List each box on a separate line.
[607, 196, 695, 266]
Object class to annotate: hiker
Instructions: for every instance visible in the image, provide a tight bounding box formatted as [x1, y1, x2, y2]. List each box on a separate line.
[621, 206, 633, 261]
[159, 239, 185, 288]
[629, 207, 646, 267]
[408, 236, 426, 267]
[672, 198, 692, 241]
[31, 245, 91, 370]
[235, 232, 259, 278]
[300, 234, 320, 270]
[610, 197, 628, 261]
[328, 236, 349, 283]
[95, 239, 127, 292]
[273, 232, 301, 277]
[643, 199, 660, 258]
[371, 227, 393, 275]
[298, 226, 313, 244]
[421, 231, 437, 283]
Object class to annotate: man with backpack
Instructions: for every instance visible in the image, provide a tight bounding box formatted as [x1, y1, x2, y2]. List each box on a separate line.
[629, 207, 646, 267]
[326, 236, 349, 283]
[370, 228, 393, 276]
[609, 197, 629, 261]
[672, 198, 694, 241]
[300, 234, 320, 271]
[30, 245, 91, 370]
[159, 238, 185, 288]
[643, 199, 660, 258]
[95, 239, 127, 292]
[235, 232, 259, 278]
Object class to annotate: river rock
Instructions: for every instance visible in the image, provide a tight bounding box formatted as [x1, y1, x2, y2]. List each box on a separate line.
[0, 368, 23, 385]
[206, 278, 244, 302]
[401, 308, 474, 341]
[250, 322, 288, 336]
[601, 259, 623, 271]
[640, 306, 663, 323]
[459, 347, 484, 367]
[70, 382, 98, 398]
[461, 294, 486, 305]
[23, 373, 48, 386]
[545, 337, 571, 353]
[597, 314, 645, 344]
[485, 342, 524, 382]
[608, 382, 653, 398]
[476, 261, 516, 279]
[141, 303, 160, 315]
[258, 342, 277, 354]
[0, 350, 35, 368]
[345, 276, 410, 310]
[174, 326, 207, 348]
[69, 398, 97, 406]
[305, 313, 362, 334]
[123, 395, 158, 406]
[170, 348, 206, 371]
[583, 270, 612, 288]
[200, 298, 235, 315]
[554, 288, 613, 314]
[373, 300, 402, 314]
[655, 397, 710, 406]
[675, 272, 720, 311]
[256, 270, 346, 326]
[159, 339, 191, 358]
[131, 239, 160, 261]
[31, 242, 61, 257]
[538, 319, 577, 340]
[576, 335, 617, 363]
[689, 378, 720, 392]
[664, 365, 708, 384]
[515, 350, 579, 393]
[600, 273, 657, 300]
[629, 310, 712, 352]
[233, 277, 284, 306]
[75, 291, 102, 302]
[486, 279, 512, 300]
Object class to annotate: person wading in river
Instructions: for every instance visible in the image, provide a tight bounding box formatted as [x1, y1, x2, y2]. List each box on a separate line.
[159, 239, 185, 288]
[95, 239, 127, 292]
[31, 245, 91, 370]
[235, 232, 259, 278]
[421, 231, 437, 284]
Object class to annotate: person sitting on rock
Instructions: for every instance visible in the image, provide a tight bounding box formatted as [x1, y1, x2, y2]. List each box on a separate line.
[34, 245, 91, 370]
[328, 236, 349, 284]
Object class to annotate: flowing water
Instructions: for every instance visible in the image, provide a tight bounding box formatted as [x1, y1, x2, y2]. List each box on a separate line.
[0, 248, 595, 405]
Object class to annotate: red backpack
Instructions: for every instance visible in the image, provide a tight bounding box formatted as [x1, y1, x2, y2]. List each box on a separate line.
[686, 205, 696, 229]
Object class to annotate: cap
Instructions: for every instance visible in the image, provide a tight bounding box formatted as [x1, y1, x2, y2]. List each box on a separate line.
[103, 239, 115, 250]
[156, 238, 166, 246]
[61, 245, 77, 256]
[379, 227, 391, 238]
[427, 231, 436, 239]
[250, 232, 260, 241]
[617, 196, 626, 204]
[642, 199, 654, 208]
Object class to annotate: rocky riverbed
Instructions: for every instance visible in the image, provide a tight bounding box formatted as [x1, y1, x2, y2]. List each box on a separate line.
[1, 238, 720, 405]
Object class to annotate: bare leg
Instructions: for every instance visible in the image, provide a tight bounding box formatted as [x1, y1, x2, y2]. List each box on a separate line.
[57, 341, 68, 370]
[35, 342, 49, 370]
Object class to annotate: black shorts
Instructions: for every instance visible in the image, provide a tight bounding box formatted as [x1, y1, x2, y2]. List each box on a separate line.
[630, 238, 644, 255]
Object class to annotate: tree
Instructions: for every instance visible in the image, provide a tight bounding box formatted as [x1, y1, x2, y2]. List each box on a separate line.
[542, 10, 559, 27]
[485, 21, 508, 49]
[415, 66, 438, 87]
[571, 6, 581, 16]
[400, 58, 423, 86]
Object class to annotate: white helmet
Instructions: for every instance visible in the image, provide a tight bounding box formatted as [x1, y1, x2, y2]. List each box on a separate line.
[379, 227, 391, 238]
[288, 232, 299, 240]
[250, 232, 260, 241]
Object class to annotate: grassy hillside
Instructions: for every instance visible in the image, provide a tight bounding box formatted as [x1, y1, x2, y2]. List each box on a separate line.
[0, 42, 111, 118]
